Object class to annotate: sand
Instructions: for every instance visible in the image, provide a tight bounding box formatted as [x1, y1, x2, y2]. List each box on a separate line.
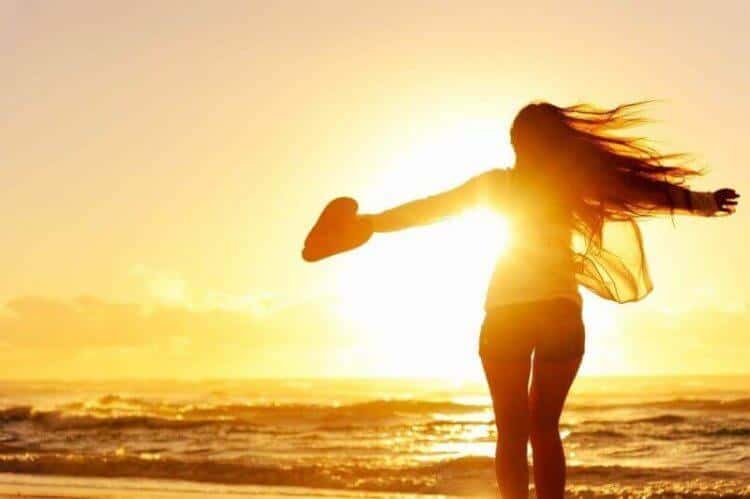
[0, 473, 452, 499]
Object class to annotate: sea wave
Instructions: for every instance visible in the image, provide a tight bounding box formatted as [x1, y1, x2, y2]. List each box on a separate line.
[578, 414, 689, 426]
[708, 427, 750, 437]
[0, 406, 247, 431]
[568, 429, 628, 439]
[569, 397, 750, 413]
[3, 400, 749, 439]
[0, 398, 487, 431]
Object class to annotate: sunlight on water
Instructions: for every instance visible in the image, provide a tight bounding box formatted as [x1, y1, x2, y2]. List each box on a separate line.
[0, 378, 748, 496]
[428, 440, 497, 459]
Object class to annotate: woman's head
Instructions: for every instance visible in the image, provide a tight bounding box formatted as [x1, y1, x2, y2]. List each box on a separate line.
[510, 102, 570, 166]
[509, 101, 701, 231]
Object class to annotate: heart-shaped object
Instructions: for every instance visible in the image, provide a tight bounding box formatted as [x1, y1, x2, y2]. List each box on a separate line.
[302, 197, 373, 262]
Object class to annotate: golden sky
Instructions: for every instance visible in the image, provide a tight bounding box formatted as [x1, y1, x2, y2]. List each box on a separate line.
[1, 1, 748, 379]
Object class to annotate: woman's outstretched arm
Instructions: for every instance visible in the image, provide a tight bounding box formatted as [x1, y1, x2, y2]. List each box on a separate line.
[362, 169, 506, 233]
[620, 176, 739, 216]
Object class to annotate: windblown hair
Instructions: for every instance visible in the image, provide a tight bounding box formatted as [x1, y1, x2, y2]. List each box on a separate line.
[510, 101, 701, 237]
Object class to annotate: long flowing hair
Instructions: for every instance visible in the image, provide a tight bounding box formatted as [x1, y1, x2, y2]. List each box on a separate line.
[510, 101, 701, 238]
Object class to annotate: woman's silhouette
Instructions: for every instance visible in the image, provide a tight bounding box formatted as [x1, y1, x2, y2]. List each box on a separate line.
[310, 102, 738, 498]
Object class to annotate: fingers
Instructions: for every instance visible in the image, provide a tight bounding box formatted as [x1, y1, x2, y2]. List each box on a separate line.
[718, 188, 739, 197]
[720, 199, 738, 213]
[716, 188, 739, 214]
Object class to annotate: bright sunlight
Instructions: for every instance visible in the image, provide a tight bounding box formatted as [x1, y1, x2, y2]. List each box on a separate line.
[333, 119, 514, 379]
[332, 118, 621, 379]
[335, 207, 510, 379]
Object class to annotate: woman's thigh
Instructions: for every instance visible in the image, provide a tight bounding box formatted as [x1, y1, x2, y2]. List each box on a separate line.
[479, 299, 584, 429]
[529, 356, 582, 427]
[481, 355, 532, 435]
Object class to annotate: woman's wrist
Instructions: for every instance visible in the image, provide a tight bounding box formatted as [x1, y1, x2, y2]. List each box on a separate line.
[358, 214, 377, 232]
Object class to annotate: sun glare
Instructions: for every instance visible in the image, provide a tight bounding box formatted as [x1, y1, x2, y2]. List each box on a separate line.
[331, 116, 627, 379]
[333, 118, 515, 379]
[335, 208, 510, 379]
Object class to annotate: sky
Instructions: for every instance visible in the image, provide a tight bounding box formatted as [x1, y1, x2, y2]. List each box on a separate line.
[1, 0, 749, 379]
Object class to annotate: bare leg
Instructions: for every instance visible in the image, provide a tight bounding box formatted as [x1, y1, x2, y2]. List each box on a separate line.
[481, 356, 532, 499]
[528, 356, 582, 499]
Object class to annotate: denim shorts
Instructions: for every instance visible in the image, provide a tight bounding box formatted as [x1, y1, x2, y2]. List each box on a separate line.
[479, 298, 585, 361]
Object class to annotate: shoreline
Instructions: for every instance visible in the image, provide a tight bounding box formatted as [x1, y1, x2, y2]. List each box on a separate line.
[0, 473, 455, 499]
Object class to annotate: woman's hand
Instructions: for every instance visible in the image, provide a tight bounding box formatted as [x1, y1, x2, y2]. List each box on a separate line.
[714, 188, 740, 214]
[302, 198, 374, 262]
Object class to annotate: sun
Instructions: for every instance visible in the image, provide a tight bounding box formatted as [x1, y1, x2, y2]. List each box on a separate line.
[334, 208, 510, 379]
[332, 118, 515, 379]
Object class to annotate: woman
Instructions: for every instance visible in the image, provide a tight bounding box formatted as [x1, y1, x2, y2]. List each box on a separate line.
[318, 102, 738, 498]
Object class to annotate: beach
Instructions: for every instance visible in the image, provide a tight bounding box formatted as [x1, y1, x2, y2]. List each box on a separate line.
[0, 473, 447, 499]
[0, 377, 749, 498]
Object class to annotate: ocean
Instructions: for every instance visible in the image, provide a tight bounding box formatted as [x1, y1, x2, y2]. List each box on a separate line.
[0, 376, 748, 497]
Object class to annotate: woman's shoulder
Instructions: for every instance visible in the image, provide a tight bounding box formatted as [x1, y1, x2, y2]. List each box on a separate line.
[483, 166, 513, 177]
[471, 167, 513, 186]
[460, 168, 514, 206]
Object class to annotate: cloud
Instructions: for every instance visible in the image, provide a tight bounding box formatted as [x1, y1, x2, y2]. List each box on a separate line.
[1, 292, 748, 378]
[617, 302, 750, 374]
[130, 265, 188, 306]
[0, 295, 358, 379]
[129, 264, 279, 314]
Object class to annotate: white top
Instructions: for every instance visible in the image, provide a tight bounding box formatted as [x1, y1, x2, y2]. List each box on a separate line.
[484, 219, 581, 309]
[482, 171, 581, 309]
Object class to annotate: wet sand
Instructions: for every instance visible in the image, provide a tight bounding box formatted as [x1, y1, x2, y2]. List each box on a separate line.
[0, 473, 451, 499]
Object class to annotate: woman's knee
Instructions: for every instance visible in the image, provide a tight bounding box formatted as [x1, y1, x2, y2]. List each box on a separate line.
[528, 409, 560, 443]
[495, 416, 530, 454]
[497, 427, 530, 450]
